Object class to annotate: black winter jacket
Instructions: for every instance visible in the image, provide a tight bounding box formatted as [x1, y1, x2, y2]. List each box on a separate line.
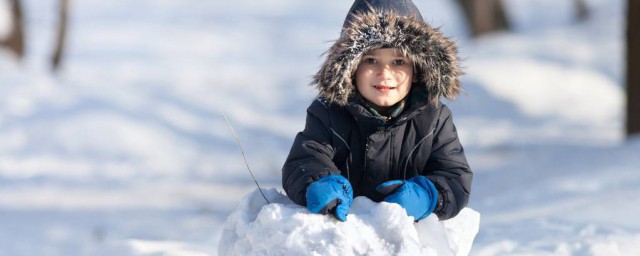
[282, 94, 472, 220]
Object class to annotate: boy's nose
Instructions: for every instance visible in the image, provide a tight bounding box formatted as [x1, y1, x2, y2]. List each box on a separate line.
[378, 65, 393, 78]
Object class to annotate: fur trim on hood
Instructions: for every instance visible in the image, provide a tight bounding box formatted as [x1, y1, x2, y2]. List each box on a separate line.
[312, 8, 463, 106]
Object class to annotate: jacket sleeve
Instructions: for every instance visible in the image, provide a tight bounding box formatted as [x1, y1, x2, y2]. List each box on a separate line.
[282, 100, 341, 206]
[423, 105, 473, 220]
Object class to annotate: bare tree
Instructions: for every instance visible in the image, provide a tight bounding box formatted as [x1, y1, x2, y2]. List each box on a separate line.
[51, 0, 69, 71]
[0, 0, 25, 59]
[628, 0, 640, 136]
[454, 0, 510, 37]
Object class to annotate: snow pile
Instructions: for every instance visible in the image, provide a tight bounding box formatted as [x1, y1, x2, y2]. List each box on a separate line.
[219, 188, 480, 256]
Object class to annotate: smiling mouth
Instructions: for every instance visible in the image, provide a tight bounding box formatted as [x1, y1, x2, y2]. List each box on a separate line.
[373, 85, 396, 93]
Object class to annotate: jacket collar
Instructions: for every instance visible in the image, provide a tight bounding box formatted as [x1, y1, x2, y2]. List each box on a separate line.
[346, 86, 431, 133]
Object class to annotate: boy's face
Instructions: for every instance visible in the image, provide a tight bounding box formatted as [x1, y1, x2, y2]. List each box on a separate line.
[355, 48, 414, 108]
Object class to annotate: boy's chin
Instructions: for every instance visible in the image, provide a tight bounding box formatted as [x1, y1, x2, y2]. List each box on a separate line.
[369, 100, 399, 108]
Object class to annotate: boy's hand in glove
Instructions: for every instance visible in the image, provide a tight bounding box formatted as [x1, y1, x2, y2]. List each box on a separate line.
[306, 174, 353, 222]
[376, 176, 438, 221]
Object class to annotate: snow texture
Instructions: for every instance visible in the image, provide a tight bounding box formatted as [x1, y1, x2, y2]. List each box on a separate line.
[218, 188, 479, 256]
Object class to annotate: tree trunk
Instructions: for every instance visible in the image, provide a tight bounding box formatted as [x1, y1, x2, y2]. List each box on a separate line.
[0, 0, 25, 59]
[574, 0, 589, 22]
[52, 0, 69, 71]
[454, 0, 510, 37]
[628, 0, 640, 136]
[454, 0, 473, 32]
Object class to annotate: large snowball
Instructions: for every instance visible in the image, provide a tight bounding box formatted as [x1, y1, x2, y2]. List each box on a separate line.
[219, 188, 480, 256]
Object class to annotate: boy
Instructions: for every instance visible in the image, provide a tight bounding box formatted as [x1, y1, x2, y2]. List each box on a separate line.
[282, 0, 472, 222]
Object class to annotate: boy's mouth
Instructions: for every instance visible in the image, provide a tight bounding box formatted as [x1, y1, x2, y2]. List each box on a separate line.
[373, 85, 396, 94]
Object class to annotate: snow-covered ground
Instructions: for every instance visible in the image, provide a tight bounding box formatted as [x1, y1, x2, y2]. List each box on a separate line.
[0, 0, 637, 255]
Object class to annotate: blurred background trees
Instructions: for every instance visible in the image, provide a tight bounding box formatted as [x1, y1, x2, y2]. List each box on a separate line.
[454, 0, 589, 37]
[574, 0, 589, 22]
[451, 0, 637, 138]
[1, 0, 637, 137]
[0, 0, 67, 70]
[51, 0, 68, 71]
[0, 0, 24, 59]
[454, 0, 510, 37]
[628, 0, 639, 136]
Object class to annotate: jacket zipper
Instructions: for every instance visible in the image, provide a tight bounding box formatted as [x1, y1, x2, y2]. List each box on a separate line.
[403, 128, 435, 179]
[331, 128, 352, 181]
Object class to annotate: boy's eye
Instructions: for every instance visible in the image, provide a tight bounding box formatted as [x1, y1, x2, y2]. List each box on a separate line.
[393, 59, 407, 65]
[363, 57, 377, 64]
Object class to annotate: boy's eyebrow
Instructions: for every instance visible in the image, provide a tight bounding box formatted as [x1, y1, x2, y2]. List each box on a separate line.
[392, 50, 408, 58]
[393, 52, 409, 58]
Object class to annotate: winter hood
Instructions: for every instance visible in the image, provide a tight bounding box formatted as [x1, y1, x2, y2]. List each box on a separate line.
[312, 0, 463, 105]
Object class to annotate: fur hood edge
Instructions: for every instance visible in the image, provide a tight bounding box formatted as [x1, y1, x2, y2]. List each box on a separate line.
[311, 10, 463, 105]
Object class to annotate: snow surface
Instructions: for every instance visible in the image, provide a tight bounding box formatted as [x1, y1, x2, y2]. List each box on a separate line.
[218, 188, 479, 256]
[0, 0, 638, 255]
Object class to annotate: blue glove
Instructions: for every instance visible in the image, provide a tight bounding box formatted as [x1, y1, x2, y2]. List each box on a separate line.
[306, 174, 353, 222]
[376, 176, 438, 221]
